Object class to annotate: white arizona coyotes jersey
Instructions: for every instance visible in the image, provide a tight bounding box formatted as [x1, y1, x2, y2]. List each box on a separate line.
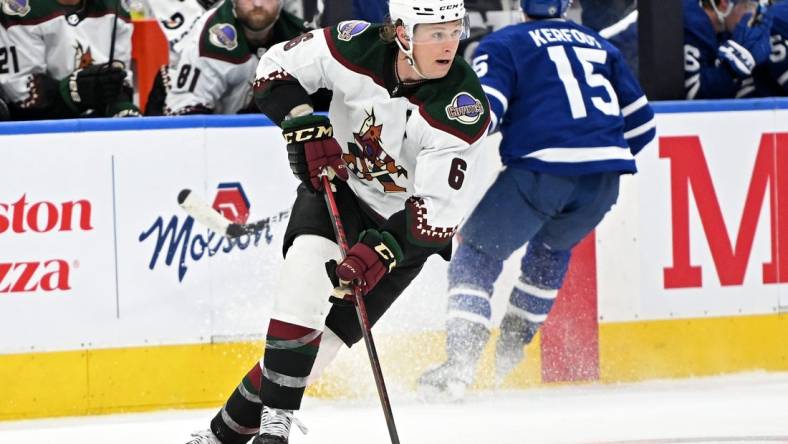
[165, 0, 307, 115]
[0, 0, 133, 104]
[144, 0, 207, 66]
[254, 22, 491, 245]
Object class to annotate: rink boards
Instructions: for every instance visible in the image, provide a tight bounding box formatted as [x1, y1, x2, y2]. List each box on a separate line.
[1, 100, 787, 420]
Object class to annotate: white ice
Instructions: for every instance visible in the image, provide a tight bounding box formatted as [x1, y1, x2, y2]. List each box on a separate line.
[1, 372, 787, 444]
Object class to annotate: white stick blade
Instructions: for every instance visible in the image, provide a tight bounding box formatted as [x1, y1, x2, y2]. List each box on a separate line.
[178, 189, 230, 234]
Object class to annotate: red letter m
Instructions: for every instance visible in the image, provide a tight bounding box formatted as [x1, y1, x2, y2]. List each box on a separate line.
[660, 133, 788, 288]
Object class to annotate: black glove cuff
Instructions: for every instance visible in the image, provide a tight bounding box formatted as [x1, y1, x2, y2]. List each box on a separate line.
[358, 229, 404, 273]
[281, 114, 334, 144]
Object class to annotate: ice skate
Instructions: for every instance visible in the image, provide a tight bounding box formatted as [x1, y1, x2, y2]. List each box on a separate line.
[185, 430, 222, 444]
[494, 313, 535, 385]
[417, 359, 472, 402]
[251, 406, 307, 444]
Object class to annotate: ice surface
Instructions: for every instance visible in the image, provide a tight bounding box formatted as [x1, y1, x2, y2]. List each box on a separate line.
[0, 372, 786, 444]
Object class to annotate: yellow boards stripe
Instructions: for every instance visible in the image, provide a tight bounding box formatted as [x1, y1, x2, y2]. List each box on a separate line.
[1, 314, 786, 421]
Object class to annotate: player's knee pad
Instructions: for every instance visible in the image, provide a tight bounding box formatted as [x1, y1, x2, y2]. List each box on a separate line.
[448, 240, 504, 294]
[271, 234, 341, 330]
[520, 240, 572, 290]
[306, 327, 345, 385]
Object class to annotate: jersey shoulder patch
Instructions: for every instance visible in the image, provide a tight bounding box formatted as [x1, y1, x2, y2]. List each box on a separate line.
[1, 0, 65, 25]
[413, 57, 490, 144]
[198, 1, 251, 64]
[1, 0, 130, 27]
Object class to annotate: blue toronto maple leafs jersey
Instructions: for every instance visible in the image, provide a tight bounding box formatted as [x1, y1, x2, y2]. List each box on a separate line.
[748, 1, 788, 96]
[472, 19, 654, 175]
[683, 0, 743, 99]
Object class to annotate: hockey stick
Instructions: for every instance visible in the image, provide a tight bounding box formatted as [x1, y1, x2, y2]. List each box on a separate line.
[320, 173, 401, 444]
[107, 0, 119, 66]
[176, 189, 270, 238]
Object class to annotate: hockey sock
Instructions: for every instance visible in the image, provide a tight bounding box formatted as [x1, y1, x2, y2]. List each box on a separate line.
[446, 240, 503, 329]
[210, 362, 265, 444]
[442, 241, 504, 379]
[496, 242, 570, 377]
[260, 319, 322, 410]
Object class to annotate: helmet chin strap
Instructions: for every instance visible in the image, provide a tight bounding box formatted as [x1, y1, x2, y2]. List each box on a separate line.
[708, 0, 734, 28]
[395, 30, 429, 80]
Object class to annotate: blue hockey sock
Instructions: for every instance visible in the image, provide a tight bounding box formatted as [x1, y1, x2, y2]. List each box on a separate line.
[446, 240, 504, 328]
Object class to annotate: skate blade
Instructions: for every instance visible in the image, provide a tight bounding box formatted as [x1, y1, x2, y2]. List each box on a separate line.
[416, 381, 467, 404]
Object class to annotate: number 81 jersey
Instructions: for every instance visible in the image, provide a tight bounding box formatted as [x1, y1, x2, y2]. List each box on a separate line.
[473, 19, 655, 175]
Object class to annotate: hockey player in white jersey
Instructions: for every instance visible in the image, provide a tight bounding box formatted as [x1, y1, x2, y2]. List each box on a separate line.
[145, 0, 218, 64]
[153, 0, 316, 115]
[185, 1, 490, 443]
[417, 0, 656, 399]
[0, 0, 140, 120]
[0, 18, 10, 120]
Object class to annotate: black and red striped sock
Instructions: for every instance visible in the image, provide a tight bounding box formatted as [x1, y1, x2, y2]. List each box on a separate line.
[210, 362, 264, 444]
[260, 319, 322, 410]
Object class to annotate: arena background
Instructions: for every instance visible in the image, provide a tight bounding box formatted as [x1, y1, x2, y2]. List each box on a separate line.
[2, 97, 787, 420]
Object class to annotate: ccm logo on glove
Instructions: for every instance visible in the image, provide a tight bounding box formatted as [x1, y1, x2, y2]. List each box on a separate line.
[281, 114, 348, 191]
[283, 124, 333, 143]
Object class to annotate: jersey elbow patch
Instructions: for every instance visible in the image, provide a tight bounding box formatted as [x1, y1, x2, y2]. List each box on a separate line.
[253, 71, 312, 126]
[405, 197, 458, 248]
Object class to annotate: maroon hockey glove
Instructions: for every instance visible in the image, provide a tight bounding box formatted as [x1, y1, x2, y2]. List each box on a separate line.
[332, 229, 404, 297]
[282, 115, 348, 192]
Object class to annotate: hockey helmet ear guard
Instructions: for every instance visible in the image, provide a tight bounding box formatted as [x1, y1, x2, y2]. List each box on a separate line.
[520, 0, 572, 18]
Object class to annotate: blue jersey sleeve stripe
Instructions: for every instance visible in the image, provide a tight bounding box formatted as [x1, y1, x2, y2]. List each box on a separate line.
[489, 111, 500, 133]
[685, 73, 701, 99]
[524, 146, 633, 163]
[624, 105, 654, 130]
[621, 95, 648, 117]
[599, 9, 639, 39]
[779, 70, 788, 87]
[628, 128, 657, 155]
[736, 84, 756, 98]
[624, 118, 656, 140]
[482, 84, 509, 114]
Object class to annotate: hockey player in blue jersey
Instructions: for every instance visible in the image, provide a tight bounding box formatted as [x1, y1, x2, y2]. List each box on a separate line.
[748, 0, 788, 95]
[684, 0, 774, 99]
[417, 0, 656, 398]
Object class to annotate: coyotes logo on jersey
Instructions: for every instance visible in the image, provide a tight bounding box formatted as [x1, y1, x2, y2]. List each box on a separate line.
[73, 42, 94, 70]
[344, 109, 408, 193]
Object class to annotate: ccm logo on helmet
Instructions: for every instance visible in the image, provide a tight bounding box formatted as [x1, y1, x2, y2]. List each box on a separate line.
[283, 125, 333, 143]
[0, 195, 93, 235]
[440, 4, 461, 10]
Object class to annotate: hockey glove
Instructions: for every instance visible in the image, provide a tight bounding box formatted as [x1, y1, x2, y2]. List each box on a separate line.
[329, 229, 404, 299]
[107, 101, 142, 118]
[61, 63, 128, 111]
[282, 114, 348, 192]
[720, 10, 773, 77]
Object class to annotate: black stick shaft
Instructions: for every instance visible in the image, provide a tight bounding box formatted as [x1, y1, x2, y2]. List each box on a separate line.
[108, 0, 120, 65]
[320, 175, 401, 444]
